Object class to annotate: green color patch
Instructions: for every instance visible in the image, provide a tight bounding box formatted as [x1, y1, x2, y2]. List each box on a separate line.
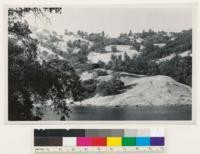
[122, 137, 136, 146]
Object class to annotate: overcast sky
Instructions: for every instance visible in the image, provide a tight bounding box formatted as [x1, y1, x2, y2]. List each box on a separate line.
[25, 4, 193, 37]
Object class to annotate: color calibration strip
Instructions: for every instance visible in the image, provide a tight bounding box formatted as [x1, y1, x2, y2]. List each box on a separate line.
[34, 129, 165, 153]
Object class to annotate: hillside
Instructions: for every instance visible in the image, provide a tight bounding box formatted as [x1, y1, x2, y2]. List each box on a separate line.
[156, 50, 192, 64]
[31, 29, 93, 62]
[29, 28, 192, 107]
[76, 75, 191, 106]
[88, 45, 139, 64]
[31, 29, 192, 64]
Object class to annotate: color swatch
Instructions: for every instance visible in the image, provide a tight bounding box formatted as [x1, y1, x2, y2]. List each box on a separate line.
[107, 137, 122, 146]
[34, 129, 165, 147]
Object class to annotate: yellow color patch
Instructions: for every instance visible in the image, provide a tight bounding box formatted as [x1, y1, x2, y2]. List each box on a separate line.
[107, 137, 122, 146]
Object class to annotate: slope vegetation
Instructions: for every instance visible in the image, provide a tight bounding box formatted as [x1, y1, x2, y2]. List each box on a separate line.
[78, 75, 191, 106]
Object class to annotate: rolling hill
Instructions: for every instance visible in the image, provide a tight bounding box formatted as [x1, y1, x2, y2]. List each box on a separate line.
[76, 75, 191, 106]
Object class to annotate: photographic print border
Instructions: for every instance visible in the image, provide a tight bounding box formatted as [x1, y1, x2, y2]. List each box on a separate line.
[4, 2, 197, 124]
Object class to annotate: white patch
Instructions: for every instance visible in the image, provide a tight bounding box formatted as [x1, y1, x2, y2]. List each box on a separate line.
[156, 50, 192, 64]
[80, 71, 94, 81]
[170, 37, 176, 41]
[62, 35, 93, 46]
[156, 53, 176, 64]
[88, 45, 139, 64]
[105, 45, 136, 52]
[179, 50, 192, 57]
[136, 38, 143, 43]
[153, 43, 166, 48]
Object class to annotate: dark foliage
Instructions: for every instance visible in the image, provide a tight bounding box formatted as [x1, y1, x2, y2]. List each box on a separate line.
[105, 29, 192, 86]
[95, 77, 124, 96]
[94, 70, 108, 76]
[80, 79, 98, 99]
[159, 56, 192, 86]
[111, 45, 118, 52]
[8, 8, 82, 120]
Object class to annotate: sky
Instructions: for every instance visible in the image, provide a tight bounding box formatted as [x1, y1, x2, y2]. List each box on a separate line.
[25, 4, 193, 37]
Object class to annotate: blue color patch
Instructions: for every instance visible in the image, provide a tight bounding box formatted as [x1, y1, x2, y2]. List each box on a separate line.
[136, 137, 150, 146]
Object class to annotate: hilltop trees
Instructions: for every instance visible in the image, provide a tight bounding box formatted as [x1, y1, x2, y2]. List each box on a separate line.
[77, 43, 89, 63]
[105, 28, 192, 86]
[128, 30, 133, 36]
[132, 40, 141, 51]
[159, 56, 192, 86]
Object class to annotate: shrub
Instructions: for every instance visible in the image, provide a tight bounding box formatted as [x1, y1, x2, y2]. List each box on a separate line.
[80, 79, 98, 99]
[111, 45, 118, 52]
[95, 78, 124, 96]
[95, 69, 108, 76]
[97, 60, 106, 68]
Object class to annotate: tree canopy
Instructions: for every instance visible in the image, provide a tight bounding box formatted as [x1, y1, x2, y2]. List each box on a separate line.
[8, 8, 81, 120]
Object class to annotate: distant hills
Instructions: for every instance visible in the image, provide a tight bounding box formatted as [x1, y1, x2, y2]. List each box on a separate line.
[28, 29, 192, 107]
